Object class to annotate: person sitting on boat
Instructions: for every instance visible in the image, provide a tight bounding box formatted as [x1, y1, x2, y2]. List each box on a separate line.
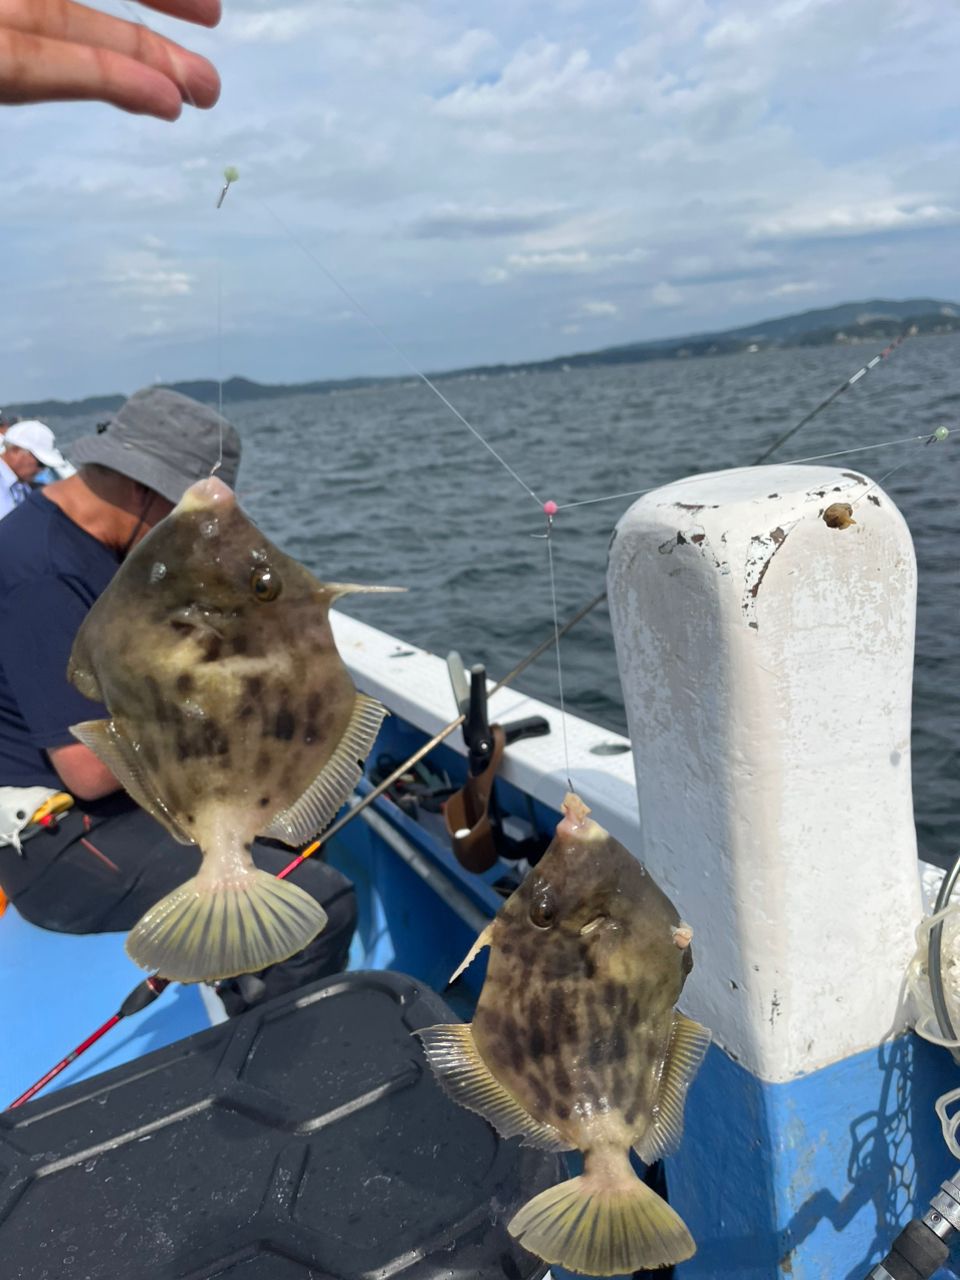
[0, 421, 71, 520]
[3, 419, 76, 496]
[0, 387, 358, 1015]
[0, 0, 220, 122]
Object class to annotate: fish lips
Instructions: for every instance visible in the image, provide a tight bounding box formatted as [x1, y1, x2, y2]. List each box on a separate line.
[168, 603, 230, 637]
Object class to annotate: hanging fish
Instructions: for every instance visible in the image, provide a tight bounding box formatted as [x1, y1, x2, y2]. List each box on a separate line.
[68, 476, 399, 983]
[417, 793, 710, 1276]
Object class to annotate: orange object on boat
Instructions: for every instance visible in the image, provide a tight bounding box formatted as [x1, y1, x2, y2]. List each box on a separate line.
[0, 887, 7, 918]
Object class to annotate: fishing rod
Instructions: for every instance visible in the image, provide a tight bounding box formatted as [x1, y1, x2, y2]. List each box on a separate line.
[6, 589, 607, 1110]
[751, 331, 909, 465]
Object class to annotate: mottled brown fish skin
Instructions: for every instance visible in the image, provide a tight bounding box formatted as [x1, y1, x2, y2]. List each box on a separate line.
[472, 811, 692, 1154]
[69, 480, 356, 847]
[418, 796, 705, 1271]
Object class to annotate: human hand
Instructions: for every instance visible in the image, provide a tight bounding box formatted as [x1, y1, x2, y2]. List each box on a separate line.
[0, 0, 221, 120]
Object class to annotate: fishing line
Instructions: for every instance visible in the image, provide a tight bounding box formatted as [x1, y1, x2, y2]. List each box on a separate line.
[255, 196, 543, 508]
[211, 170, 239, 474]
[850, 428, 951, 510]
[545, 525, 573, 790]
[118, 0, 227, 473]
[555, 428, 952, 512]
[780, 430, 943, 467]
[213, 240, 223, 471]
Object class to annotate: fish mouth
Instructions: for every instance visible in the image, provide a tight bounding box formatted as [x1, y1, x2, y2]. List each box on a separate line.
[178, 476, 236, 512]
[579, 915, 607, 936]
[169, 605, 226, 638]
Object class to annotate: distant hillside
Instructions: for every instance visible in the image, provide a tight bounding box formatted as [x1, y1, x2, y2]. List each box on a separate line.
[7, 298, 958, 419]
[520, 298, 960, 372]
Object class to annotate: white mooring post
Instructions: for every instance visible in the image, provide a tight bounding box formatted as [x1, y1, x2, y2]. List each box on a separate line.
[607, 464, 953, 1278]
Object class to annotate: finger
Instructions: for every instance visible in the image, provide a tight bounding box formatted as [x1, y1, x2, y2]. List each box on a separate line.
[0, 1, 220, 108]
[137, 0, 221, 28]
[0, 28, 183, 118]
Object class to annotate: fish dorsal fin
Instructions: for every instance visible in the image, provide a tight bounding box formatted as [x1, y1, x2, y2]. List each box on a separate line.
[416, 1023, 575, 1153]
[324, 582, 407, 601]
[634, 1012, 711, 1165]
[70, 718, 194, 846]
[261, 693, 387, 845]
[449, 923, 495, 984]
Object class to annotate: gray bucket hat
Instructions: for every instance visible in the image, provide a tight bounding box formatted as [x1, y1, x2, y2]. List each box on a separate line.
[69, 388, 241, 504]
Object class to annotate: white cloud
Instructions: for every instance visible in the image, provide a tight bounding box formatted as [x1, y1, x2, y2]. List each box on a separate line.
[435, 41, 623, 122]
[651, 283, 683, 307]
[769, 280, 820, 297]
[481, 267, 511, 285]
[112, 268, 193, 299]
[408, 202, 568, 240]
[581, 300, 619, 317]
[506, 250, 593, 273]
[105, 246, 194, 300]
[434, 28, 498, 75]
[1, 0, 959, 398]
[224, 5, 320, 44]
[754, 201, 960, 241]
[492, 243, 649, 281]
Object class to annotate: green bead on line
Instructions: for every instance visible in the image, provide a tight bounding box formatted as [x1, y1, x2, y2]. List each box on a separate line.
[223, 166, 240, 185]
[933, 425, 949, 442]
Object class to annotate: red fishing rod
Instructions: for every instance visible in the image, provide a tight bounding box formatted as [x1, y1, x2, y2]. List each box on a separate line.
[8, 975, 169, 1108]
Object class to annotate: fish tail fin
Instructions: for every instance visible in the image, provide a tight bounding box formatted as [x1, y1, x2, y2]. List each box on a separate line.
[125, 867, 328, 983]
[508, 1154, 695, 1276]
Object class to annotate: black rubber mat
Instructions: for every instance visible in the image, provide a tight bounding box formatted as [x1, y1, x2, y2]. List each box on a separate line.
[0, 970, 561, 1279]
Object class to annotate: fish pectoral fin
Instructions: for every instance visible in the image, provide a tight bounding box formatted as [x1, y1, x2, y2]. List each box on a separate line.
[508, 1156, 695, 1274]
[126, 865, 328, 983]
[70, 718, 194, 846]
[634, 1012, 712, 1164]
[415, 1022, 575, 1153]
[448, 924, 494, 984]
[261, 693, 388, 845]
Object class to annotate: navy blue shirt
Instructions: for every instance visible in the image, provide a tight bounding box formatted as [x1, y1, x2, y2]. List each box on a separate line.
[0, 491, 115, 788]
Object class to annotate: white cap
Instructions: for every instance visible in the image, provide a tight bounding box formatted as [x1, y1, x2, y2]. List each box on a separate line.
[4, 420, 72, 476]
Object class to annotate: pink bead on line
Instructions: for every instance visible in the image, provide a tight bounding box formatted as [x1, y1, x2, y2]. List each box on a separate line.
[543, 500, 558, 517]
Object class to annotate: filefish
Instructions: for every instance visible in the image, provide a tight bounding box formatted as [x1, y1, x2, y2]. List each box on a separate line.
[417, 793, 710, 1276]
[68, 476, 398, 983]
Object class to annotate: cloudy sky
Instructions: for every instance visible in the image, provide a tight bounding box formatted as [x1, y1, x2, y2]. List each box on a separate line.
[3, 0, 959, 402]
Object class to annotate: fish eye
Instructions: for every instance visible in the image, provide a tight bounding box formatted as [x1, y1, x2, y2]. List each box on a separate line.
[250, 566, 281, 603]
[529, 882, 558, 930]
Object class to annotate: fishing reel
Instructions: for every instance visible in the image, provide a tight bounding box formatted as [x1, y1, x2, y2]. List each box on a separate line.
[444, 652, 550, 874]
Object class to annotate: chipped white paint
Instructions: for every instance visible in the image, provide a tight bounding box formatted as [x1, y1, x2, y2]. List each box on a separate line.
[607, 463, 924, 1082]
[741, 519, 798, 626]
